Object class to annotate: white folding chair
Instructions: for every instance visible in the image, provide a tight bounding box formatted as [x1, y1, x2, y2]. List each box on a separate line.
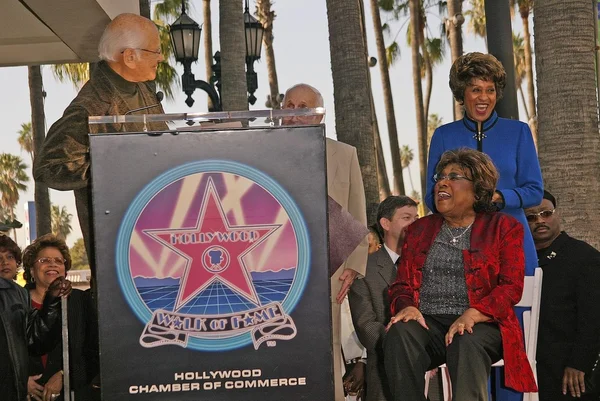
[425, 268, 543, 401]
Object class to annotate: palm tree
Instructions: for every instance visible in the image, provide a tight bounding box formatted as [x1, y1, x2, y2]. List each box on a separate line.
[220, 1, 249, 111]
[28, 66, 52, 236]
[203, 0, 215, 110]
[464, 0, 487, 46]
[51, 64, 90, 90]
[513, 32, 530, 120]
[0, 154, 29, 239]
[445, 0, 464, 119]
[517, 0, 537, 142]
[408, 0, 428, 210]
[427, 113, 443, 150]
[370, 0, 405, 196]
[17, 122, 34, 163]
[534, 0, 600, 248]
[400, 145, 415, 193]
[326, 0, 379, 221]
[256, 0, 282, 110]
[51, 205, 73, 240]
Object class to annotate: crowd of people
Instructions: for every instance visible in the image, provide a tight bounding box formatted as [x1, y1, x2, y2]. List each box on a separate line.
[3, 10, 597, 401]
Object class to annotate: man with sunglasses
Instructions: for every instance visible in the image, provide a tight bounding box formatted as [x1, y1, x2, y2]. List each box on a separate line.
[525, 190, 600, 400]
[34, 13, 169, 279]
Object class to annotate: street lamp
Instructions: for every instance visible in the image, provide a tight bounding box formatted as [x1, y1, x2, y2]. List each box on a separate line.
[169, 3, 221, 110]
[243, 0, 264, 105]
[169, 2, 265, 110]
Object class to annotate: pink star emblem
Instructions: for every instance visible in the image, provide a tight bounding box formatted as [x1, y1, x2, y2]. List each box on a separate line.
[145, 177, 280, 311]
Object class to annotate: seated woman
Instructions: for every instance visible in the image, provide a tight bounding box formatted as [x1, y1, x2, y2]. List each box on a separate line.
[23, 234, 99, 401]
[384, 148, 537, 401]
[0, 234, 21, 281]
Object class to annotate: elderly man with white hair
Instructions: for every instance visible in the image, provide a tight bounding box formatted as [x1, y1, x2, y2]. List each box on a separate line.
[34, 13, 169, 275]
[283, 84, 369, 401]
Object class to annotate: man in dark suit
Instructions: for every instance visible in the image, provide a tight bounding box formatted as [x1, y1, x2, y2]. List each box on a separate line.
[348, 196, 418, 401]
[525, 190, 600, 400]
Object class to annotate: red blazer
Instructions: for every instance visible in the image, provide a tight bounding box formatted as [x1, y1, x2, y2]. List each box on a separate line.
[389, 212, 537, 392]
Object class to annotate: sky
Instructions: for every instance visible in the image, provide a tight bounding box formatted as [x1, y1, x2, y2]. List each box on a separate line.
[0, 0, 530, 247]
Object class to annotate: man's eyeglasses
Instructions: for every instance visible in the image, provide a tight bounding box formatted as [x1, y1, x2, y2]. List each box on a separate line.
[525, 209, 555, 222]
[121, 48, 162, 56]
[35, 257, 66, 265]
[433, 173, 473, 183]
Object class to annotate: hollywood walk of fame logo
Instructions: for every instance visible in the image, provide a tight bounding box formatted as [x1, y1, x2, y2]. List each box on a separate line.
[115, 160, 310, 352]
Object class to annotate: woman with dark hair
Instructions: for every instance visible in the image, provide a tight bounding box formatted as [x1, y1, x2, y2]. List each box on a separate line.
[0, 234, 22, 281]
[385, 148, 537, 401]
[23, 234, 98, 401]
[426, 52, 542, 278]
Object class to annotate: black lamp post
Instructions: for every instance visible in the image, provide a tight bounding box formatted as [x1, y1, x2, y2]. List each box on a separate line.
[169, 2, 265, 110]
[243, 0, 264, 105]
[169, 3, 221, 110]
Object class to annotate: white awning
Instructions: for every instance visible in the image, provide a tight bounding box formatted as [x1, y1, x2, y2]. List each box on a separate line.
[0, 0, 139, 67]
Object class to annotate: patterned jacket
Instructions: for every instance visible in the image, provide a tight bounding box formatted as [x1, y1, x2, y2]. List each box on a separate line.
[389, 212, 537, 392]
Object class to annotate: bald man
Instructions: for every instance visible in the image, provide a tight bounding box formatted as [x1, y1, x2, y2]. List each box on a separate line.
[283, 84, 369, 401]
[34, 13, 169, 275]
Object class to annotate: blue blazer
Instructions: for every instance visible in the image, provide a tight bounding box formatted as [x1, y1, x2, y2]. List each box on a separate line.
[425, 111, 543, 275]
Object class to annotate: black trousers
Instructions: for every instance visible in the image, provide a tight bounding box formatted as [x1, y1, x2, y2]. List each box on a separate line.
[384, 314, 502, 401]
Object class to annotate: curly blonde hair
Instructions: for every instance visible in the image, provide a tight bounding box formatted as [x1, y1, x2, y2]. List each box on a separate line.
[449, 52, 506, 104]
[22, 234, 72, 286]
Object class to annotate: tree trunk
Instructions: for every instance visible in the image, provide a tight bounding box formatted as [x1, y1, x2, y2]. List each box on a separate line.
[409, 0, 427, 209]
[534, 0, 600, 249]
[369, 0, 404, 196]
[326, 0, 379, 223]
[485, 0, 519, 119]
[139, 0, 151, 19]
[518, 85, 530, 120]
[203, 0, 215, 110]
[446, 0, 464, 120]
[257, 0, 282, 110]
[220, 1, 248, 111]
[422, 41, 433, 124]
[28, 66, 52, 237]
[520, 5, 537, 142]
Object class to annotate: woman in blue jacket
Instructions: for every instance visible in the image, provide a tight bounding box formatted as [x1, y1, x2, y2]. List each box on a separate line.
[425, 52, 543, 401]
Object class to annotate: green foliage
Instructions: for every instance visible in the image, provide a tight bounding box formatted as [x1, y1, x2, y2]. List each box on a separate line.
[464, 0, 486, 39]
[0, 154, 29, 220]
[386, 41, 401, 67]
[513, 32, 526, 85]
[51, 204, 73, 241]
[17, 122, 34, 162]
[51, 63, 90, 89]
[400, 145, 414, 169]
[70, 238, 89, 271]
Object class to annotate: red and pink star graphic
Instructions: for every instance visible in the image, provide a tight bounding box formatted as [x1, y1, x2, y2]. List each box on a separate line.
[145, 178, 280, 311]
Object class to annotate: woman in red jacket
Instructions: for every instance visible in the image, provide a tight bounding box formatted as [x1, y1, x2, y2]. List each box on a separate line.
[384, 148, 537, 401]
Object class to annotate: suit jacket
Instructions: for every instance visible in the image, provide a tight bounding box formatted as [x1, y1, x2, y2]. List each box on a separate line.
[349, 247, 395, 401]
[326, 138, 368, 401]
[389, 212, 537, 392]
[326, 138, 368, 286]
[536, 232, 600, 374]
[33, 61, 169, 272]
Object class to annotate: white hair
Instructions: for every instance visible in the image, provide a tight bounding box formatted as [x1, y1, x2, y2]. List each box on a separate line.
[98, 14, 156, 61]
[284, 84, 324, 107]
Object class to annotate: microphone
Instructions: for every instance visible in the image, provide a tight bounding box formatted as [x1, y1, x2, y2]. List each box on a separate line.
[124, 91, 164, 115]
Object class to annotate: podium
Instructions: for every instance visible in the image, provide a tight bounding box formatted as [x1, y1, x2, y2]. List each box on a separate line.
[89, 114, 333, 400]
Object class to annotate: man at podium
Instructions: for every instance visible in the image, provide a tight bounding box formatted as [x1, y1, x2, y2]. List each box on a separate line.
[34, 13, 168, 275]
